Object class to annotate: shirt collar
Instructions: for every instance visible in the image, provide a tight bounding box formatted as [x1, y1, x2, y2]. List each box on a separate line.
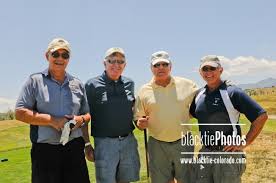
[150, 76, 175, 88]
[102, 71, 124, 84]
[204, 80, 226, 93]
[41, 68, 73, 84]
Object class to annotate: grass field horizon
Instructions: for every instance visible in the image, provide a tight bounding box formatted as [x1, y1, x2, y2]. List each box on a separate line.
[0, 118, 276, 183]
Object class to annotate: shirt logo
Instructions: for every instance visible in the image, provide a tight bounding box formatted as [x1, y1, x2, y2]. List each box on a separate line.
[69, 81, 80, 93]
[212, 97, 220, 106]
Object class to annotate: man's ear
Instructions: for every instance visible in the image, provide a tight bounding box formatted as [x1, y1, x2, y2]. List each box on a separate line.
[150, 64, 154, 72]
[45, 52, 49, 60]
[218, 67, 223, 74]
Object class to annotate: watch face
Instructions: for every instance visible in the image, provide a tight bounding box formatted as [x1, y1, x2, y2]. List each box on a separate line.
[69, 123, 75, 129]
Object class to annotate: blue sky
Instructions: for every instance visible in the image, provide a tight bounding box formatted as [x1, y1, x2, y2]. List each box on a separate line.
[1, 0, 276, 111]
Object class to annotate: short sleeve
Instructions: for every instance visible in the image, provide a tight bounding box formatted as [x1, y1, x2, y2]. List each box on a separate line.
[79, 83, 90, 114]
[15, 76, 36, 110]
[187, 81, 198, 105]
[85, 80, 96, 115]
[231, 87, 266, 122]
[133, 90, 146, 121]
[189, 96, 197, 118]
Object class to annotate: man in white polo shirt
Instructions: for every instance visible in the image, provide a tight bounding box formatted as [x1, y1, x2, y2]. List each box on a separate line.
[134, 51, 198, 183]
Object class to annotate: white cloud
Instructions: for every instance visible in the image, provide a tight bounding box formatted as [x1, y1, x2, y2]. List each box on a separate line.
[219, 56, 276, 79]
[0, 97, 16, 113]
[192, 56, 276, 85]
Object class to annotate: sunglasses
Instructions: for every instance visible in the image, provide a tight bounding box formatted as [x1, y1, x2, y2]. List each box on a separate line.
[107, 59, 125, 65]
[153, 63, 170, 68]
[201, 66, 217, 72]
[51, 51, 70, 59]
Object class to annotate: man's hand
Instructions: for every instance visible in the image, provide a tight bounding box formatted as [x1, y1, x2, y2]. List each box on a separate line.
[85, 145, 95, 162]
[137, 116, 149, 130]
[64, 115, 84, 130]
[50, 117, 67, 131]
[223, 144, 246, 152]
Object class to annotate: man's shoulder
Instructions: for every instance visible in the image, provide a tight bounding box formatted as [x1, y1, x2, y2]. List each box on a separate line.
[66, 73, 81, 82]
[224, 83, 243, 96]
[120, 75, 134, 84]
[137, 82, 153, 94]
[86, 75, 104, 86]
[67, 74, 85, 88]
[173, 76, 196, 86]
[29, 72, 43, 79]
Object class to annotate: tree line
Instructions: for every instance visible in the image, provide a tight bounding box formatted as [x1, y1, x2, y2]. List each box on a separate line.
[0, 109, 15, 121]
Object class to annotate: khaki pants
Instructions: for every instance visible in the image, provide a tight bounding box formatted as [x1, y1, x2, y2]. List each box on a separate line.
[148, 135, 194, 183]
[195, 147, 246, 183]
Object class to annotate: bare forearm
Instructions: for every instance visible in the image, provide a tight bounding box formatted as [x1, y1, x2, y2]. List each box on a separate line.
[81, 124, 91, 143]
[15, 108, 52, 126]
[82, 113, 91, 124]
[81, 113, 91, 143]
[245, 113, 268, 147]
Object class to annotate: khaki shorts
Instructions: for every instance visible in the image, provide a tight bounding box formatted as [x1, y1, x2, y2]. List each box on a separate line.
[148, 134, 194, 183]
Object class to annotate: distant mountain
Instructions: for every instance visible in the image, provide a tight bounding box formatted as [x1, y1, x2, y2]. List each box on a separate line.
[237, 78, 276, 89]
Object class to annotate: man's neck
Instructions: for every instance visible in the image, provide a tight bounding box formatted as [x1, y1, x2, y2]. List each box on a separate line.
[105, 72, 120, 81]
[154, 76, 171, 87]
[49, 69, 66, 84]
[207, 80, 223, 92]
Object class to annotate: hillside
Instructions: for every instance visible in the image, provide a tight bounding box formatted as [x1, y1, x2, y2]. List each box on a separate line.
[245, 87, 276, 115]
[238, 77, 276, 89]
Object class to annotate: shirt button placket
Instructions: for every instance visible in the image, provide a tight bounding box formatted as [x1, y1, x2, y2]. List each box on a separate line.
[60, 86, 63, 114]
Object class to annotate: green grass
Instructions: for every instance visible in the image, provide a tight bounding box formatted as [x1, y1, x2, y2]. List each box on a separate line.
[0, 125, 31, 151]
[252, 94, 276, 115]
[0, 122, 150, 183]
[0, 148, 31, 183]
[0, 119, 275, 183]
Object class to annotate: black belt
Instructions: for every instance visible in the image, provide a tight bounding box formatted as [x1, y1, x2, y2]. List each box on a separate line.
[204, 145, 224, 151]
[108, 132, 132, 139]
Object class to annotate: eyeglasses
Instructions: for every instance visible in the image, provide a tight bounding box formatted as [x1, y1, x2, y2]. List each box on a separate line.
[153, 63, 170, 68]
[51, 51, 70, 59]
[201, 66, 217, 72]
[107, 59, 125, 65]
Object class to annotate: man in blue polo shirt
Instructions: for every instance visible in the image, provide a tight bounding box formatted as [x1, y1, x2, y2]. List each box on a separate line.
[15, 38, 91, 183]
[189, 55, 268, 183]
[85, 47, 140, 183]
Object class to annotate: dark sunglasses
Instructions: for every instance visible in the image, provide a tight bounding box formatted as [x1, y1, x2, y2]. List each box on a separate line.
[107, 59, 125, 65]
[153, 63, 170, 68]
[201, 66, 217, 72]
[51, 51, 70, 59]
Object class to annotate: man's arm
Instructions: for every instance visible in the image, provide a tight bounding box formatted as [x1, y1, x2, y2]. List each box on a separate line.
[135, 116, 149, 130]
[244, 112, 268, 147]
[83, 82, 95, 162]
[81, 119, 94, 162]
[224, 112, 268, 152]
[78, 113, 91, 143]
[15, 108, 67, 131]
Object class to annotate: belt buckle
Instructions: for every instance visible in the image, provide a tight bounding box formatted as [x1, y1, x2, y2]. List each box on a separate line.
[118, 136, 124, 140]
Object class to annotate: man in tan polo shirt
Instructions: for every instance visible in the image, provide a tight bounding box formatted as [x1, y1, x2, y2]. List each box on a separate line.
[134, 51, 198, 183]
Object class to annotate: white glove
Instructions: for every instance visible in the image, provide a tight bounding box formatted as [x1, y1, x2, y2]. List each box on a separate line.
[60, 120, 76, 146]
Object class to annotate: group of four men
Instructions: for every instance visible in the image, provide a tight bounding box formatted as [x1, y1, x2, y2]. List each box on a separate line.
[15, 38, 267, 183]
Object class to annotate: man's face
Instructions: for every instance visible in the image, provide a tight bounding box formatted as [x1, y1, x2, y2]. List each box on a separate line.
[46, 49, 70, 73]
[200, 65, 223, 86]
[151, 61, 171, 80]
[104, 53, 126, 80]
